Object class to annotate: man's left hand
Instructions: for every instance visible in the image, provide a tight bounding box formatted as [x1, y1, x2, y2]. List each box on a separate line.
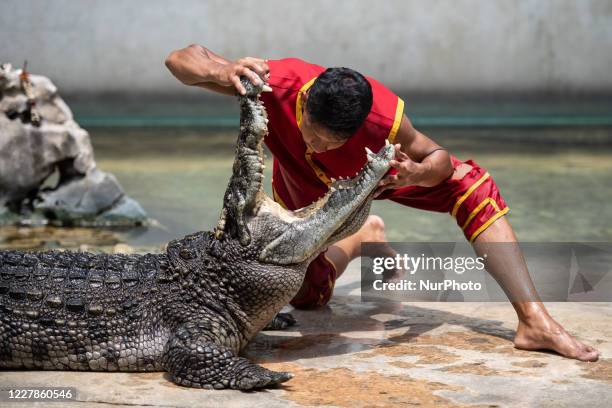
[374, 144, 428, 197]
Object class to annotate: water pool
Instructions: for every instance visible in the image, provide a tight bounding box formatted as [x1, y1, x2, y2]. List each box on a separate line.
[1, 127, 611, 251]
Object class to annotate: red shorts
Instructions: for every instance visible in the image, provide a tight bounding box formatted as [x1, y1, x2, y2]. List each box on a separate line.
[289, 157, 509, 309]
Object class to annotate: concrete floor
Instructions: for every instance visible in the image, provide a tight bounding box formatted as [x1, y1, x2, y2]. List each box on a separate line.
[1, 262, 610, 408]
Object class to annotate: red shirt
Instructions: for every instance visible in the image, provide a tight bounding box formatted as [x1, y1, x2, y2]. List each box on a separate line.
[261, 58, 404, 210]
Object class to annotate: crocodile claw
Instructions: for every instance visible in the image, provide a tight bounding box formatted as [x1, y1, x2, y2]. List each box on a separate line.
[263, 312, 297, 330]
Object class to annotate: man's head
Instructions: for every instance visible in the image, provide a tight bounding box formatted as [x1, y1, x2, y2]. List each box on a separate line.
[300, 67, 373, 153]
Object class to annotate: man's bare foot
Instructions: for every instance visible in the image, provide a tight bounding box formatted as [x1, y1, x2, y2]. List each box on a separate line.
[514, 315, 600, 362]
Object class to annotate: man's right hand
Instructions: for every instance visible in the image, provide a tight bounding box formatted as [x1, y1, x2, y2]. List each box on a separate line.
[165, 44, 270, 96]
[212, 57, 269, 95]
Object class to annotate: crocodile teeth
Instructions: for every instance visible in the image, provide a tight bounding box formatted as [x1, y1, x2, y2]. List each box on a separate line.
[262, 85, 273, 92]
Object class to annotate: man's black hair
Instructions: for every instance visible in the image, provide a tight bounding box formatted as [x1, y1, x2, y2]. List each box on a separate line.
[305, 67, 373, 139]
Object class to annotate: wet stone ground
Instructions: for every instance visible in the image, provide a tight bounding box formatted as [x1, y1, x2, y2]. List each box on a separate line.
[1, 262, 610, 408]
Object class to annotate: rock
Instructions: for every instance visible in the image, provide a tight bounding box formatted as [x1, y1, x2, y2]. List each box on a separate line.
[96, 196, 147, 226]
[0, 63, 147, 226]
[35, 169, 124, 216]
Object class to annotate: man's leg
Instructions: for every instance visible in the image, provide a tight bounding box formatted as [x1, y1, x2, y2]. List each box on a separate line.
[311, 214, 601, 362]
[298, 205, 600, 361]
[473, 216, 600, 362]
[326, 215, 397, 278]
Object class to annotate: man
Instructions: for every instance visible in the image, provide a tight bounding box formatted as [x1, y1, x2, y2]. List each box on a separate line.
[165, 44, 599, 362]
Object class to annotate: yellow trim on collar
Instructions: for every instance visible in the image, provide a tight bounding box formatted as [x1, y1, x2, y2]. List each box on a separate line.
[387, 98, 405, 144]
[295, 77, 404, 187]
[305, 147, 332, 185]
[295, 77, 317, 127]
[295, 76, 332, 186]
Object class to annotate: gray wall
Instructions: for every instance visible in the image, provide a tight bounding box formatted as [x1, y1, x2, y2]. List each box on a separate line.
[2, 0, 612, 95]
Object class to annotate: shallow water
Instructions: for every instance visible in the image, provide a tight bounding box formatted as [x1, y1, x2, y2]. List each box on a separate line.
[1, 127, 612, 250]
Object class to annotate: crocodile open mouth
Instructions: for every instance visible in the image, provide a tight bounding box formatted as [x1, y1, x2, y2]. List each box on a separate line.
[215, 77, 394, 265]
[257, 142, 393, 265]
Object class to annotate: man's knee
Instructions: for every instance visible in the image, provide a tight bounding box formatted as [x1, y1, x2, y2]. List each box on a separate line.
[449, 164, 509, 242]
[363, 215, 385, 235]
[290, 280, 334, 309]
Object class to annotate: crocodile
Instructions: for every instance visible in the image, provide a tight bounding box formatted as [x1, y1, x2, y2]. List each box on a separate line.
[0, 78, 394, 390]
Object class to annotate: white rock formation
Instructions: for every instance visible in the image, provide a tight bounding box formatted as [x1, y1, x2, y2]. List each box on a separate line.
[0, 63, 146, 226]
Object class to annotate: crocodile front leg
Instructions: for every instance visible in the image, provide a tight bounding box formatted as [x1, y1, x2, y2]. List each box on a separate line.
[161, 323, 292, 389]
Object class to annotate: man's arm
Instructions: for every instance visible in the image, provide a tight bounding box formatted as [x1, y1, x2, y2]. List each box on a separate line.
[164, 44, 269, 95]
[376, 115, 453, 195]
